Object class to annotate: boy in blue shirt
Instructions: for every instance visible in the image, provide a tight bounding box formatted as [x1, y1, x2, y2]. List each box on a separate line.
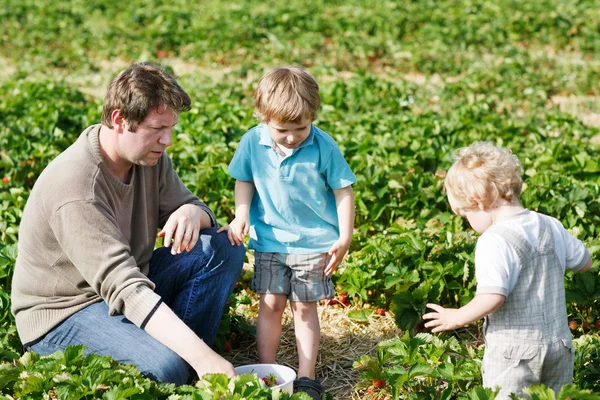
[219, 66, 355, 398]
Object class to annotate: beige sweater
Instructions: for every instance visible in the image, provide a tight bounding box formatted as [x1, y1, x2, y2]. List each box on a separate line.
[11, 125, 216, 345]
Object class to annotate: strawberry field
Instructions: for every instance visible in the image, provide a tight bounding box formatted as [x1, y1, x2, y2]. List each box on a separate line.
[1, 0, 600, 398]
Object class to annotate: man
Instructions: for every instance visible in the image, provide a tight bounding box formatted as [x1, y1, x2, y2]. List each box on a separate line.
[11, 62, 244, 384]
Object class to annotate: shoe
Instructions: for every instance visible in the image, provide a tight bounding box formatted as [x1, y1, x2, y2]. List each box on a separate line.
[293, 376, 324, 400]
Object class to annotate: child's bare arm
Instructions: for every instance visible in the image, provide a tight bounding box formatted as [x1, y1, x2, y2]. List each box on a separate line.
[423, 294, 506, 333]
[325, 186, 355, 276]
[217, 180, 254, 246]
[579, 254, 592, 272]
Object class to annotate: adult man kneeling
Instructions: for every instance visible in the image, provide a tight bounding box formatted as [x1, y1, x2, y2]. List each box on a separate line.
[11, 62, 244, 384]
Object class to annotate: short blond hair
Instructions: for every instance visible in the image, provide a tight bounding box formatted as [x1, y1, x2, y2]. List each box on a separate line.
[254, 66, 320, 123]
[445, 142, 523, 210]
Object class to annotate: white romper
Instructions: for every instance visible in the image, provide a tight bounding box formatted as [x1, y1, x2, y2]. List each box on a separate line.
[478, 211, 589, 398]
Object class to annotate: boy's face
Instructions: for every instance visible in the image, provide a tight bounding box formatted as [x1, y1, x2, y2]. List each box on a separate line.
[266, 118, 311, 151]
[447, 194, 493, 234]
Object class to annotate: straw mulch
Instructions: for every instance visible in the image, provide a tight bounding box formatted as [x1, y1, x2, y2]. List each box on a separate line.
[222, 287, 401, 400]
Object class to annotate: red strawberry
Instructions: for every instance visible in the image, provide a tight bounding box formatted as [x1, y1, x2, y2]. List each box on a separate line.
[224, 340, 231, 353]
[569, 320, 578, 330]
[262, 373, 278, 387]
[2, 177, 8, 184]
[373, 379, 386, 388]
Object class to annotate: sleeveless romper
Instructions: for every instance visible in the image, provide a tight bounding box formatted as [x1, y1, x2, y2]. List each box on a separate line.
[481, 218, 574, 398]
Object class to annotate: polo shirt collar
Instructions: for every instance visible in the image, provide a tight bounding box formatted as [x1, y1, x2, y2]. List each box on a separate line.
[258, 124, 316, 149]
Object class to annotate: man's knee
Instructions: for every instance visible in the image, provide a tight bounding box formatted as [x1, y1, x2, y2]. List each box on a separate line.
[140, 346, 190, 385]
[198, 227, 245, 266]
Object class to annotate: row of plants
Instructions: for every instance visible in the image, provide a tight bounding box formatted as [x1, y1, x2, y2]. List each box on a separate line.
[1, 333, 598, 399]
[2, 0, 600, 77]
[0, 345, 314, 399]
[353, 333, 600, 399]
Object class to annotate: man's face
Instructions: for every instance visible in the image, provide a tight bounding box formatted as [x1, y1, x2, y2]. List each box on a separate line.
[266, 118, 311, 151]
[118, 105, 178, 167]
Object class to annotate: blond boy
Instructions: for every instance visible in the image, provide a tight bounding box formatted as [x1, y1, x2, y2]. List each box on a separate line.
[423, 141, 592, 398]
[218, 66, 355, 398]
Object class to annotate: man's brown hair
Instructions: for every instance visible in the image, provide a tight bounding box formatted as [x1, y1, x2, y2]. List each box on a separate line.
[101, 62, 191, 131]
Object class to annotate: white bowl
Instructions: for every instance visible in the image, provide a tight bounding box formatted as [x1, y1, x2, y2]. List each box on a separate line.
[234, 363, 296, 394]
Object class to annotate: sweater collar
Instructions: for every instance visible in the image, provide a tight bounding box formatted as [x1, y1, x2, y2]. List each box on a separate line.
[86, 124, 136, 192]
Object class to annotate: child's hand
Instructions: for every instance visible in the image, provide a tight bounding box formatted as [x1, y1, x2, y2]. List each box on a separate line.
[422, 303, 463, 333]
[325, 240, 350, 276]
[216, 217, 249, 246]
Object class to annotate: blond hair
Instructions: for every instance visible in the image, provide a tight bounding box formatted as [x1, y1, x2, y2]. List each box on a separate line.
[254, 66, 320, 123]
[102, 62, 191, 131]
[445, 141, 523, 210]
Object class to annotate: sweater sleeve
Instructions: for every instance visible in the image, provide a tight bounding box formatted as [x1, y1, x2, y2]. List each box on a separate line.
[158, 153, 217, 228]
[50, 200, 162, 328]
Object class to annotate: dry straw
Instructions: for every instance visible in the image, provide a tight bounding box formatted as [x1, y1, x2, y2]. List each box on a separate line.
[224, 285, 401, 400]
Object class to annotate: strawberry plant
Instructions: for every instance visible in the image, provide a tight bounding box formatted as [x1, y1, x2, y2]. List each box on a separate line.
[0, 346, 311, 399]
[353, 333, 482, 398]
[573, 334, 600, 391]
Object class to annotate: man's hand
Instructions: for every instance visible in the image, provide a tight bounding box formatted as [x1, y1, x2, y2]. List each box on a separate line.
[325, 239, 350, 276]
[158, 204, 208, 255]
[192, 351, 237, 378]
[217, 216, 249, 247]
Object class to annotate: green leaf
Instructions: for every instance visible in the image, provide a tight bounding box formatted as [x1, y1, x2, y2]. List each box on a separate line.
[408, 363, 435, 379]
[0, 363, 19, 390]
[348, 309, 372, 322]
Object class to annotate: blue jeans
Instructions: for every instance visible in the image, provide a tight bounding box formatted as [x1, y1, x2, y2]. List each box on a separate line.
[30, 228, 245, 385]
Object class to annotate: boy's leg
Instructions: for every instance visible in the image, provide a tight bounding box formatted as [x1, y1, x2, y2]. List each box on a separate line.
[290, 301, 320, 379]
[148, 227, 245, 347]
[29, 301, 190, 385]
[287, 253, 333, 380]
[257, 293, 288, 363]
[252, 252, 293, 363]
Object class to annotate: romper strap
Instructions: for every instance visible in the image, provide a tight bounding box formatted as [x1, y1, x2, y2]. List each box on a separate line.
[485, 224, 533, 262]
[536, 216, 554, 252]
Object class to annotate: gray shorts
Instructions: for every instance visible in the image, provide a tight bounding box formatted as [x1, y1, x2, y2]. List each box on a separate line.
[252, 252, 334, 302]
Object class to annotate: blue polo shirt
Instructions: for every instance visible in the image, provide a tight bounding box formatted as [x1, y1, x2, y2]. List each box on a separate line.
[228, 124, 356, 254]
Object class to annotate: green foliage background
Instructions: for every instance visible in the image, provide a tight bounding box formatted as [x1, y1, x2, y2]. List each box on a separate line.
[1, 0, 599, 398]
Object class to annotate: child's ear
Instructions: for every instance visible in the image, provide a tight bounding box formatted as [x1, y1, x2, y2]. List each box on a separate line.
[469, 197, 486, 210]
[475, 199, 486, 210]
